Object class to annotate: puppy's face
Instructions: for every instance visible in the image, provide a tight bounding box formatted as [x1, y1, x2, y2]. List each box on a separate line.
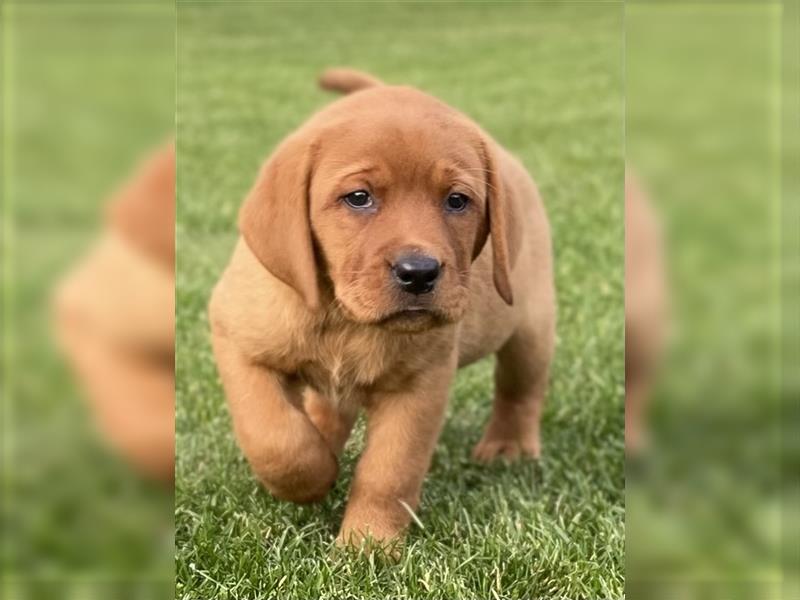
[239, 87, 517, 326]
[310, 117, 487, 331]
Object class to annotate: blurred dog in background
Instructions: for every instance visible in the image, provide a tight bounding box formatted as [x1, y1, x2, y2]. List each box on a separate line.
[53, 143, 175, 482]
[625, 169, 667, 453]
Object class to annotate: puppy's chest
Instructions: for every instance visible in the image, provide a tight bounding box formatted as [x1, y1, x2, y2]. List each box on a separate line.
[295, 327, 423, 400]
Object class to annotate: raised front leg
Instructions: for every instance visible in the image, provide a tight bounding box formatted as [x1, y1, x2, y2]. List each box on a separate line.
[337, 358, 456, 547]
[212, 334, 338, 504]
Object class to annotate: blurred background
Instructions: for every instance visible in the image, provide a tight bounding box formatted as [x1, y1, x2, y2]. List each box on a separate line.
[2, 2, 174, 599]
[626, 1, 795, 599]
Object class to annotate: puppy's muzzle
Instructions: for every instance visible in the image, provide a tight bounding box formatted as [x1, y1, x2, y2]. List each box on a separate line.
[391, 253, 441, 295]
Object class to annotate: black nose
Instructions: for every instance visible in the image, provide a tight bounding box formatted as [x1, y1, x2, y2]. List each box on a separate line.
[392, 254, 441, 295]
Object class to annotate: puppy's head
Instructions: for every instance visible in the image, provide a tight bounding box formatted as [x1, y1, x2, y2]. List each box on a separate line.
[240, 87, 519, 332]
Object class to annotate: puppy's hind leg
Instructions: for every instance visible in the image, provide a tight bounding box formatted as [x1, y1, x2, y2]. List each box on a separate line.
[472, 314, 555, 463]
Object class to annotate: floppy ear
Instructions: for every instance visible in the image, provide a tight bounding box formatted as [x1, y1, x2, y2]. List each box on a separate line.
[239, 134, 320, 310]
[476, 140, 522, 306]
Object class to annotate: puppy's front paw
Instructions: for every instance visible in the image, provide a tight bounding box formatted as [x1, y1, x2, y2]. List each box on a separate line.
[471, 435, 540, 464]
[248, 432, 339, 504]
[269, 449, 338, 504]
[335, 496, 411, 557]
[334, 526, 404, 560]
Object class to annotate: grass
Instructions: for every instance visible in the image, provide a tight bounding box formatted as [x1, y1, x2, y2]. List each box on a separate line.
[175, 2, 624, 599]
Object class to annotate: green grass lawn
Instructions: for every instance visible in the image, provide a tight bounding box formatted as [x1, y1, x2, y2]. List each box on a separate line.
[175, 3, 624, 599]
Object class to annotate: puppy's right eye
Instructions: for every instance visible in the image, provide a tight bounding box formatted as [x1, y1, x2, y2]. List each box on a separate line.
[342, 190, 374, 210]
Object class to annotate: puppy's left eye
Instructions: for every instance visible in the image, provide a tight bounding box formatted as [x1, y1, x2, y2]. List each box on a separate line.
[445, 193, 470, 212]
[342, 190, 374, 210]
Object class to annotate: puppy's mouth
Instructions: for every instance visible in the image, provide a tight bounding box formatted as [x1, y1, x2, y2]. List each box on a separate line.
[333, 280, 465, 330]
[378, 306, 450, 330]
[382, 307, 435, 320]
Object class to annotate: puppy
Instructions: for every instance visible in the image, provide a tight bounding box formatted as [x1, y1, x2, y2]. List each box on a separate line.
[209, 69, 556, 546]
[53, 142, 176, 482]
[624, 170, 666, 453]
